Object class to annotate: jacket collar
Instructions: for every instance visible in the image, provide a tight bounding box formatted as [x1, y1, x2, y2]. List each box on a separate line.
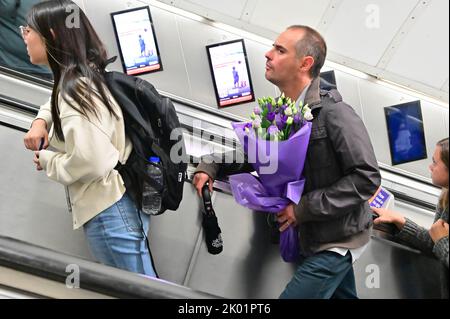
[304, 76, 322, 111]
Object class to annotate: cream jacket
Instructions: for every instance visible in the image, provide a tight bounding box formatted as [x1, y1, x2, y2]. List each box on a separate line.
[36, 88, 133, 229]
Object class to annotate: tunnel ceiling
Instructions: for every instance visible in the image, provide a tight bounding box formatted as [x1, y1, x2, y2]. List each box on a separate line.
[153, 0, 449, 103]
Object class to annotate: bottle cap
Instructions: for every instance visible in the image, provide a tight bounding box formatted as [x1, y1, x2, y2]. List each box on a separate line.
[148, 156, 160, 163]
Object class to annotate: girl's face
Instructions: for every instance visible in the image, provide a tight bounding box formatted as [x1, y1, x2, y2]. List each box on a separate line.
[22, 26, 49, 66]
[429, 146, 449, 188]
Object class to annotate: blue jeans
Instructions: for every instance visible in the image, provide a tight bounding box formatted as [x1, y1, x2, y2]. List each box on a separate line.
[279, 250, 357, 299]
[83, 193, 156, 277]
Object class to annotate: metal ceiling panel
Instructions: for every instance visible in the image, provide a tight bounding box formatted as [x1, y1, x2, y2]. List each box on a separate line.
[385, 0, 449, 90]
[249, 0, 332, 33]
[443, 79, 449, 93]
[175, 0, 248, 19]
[324, 0, 419, 66]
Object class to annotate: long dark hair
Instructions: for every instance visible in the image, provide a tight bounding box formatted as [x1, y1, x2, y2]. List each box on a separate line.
[27, 0, 117, 141]
[437, 138, 449, 211]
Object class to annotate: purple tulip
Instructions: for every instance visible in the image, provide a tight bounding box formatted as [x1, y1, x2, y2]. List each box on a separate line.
[267, 112, 276, 122]
[275, 114, 285, 130]
[267, 103, 272, 113]
[294, 114, 301, 124]
[253, 107, 261, 115]
[243, 122, 252, 131]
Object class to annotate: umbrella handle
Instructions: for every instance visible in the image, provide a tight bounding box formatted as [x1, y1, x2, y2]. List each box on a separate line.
[202, 183, 214, 216]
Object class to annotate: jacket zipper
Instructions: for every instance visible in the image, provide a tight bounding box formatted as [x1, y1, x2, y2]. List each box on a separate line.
[65, 186, 72, 213]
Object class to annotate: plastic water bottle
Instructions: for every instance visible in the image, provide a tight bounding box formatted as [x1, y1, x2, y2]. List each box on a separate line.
[142, 157, 163, 215]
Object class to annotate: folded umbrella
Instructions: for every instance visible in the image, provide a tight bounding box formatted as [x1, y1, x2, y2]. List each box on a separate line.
[201, 184, 223, 255]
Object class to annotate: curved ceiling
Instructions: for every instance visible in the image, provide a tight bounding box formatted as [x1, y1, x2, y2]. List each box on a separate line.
[155, 0, 449, 103]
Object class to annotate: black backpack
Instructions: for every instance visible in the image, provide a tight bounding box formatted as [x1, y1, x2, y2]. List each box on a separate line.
[103, 70, 188, 214]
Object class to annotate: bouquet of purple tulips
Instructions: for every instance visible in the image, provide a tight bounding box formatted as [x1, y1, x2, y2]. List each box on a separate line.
[229, 94, 313, 262]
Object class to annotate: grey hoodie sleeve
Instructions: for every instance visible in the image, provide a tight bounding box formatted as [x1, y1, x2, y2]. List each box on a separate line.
[433, 236, 449, 268]
[397, 218, 436, 255]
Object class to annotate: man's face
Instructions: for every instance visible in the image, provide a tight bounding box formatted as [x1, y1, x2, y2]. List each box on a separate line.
[265, 29, 304, 86]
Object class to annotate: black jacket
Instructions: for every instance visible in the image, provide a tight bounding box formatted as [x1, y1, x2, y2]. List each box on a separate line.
[196, 77, 381, 255]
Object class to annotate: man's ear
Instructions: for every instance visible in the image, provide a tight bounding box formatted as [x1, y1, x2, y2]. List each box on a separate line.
[300, 56, 315, 74]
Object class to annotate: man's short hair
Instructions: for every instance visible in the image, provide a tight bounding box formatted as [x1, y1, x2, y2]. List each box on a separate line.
[287, 25, 327, 78]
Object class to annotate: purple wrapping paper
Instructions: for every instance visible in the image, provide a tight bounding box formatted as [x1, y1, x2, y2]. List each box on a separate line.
[229, 122, 312, 262]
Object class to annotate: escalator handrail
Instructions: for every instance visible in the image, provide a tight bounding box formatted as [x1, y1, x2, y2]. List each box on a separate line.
[0, 93, 38, 115]
[0, 65, 53, 89]
[388, 189, 437, 212]
[0, 84, 439, 210]
[1, 65, 244, 124]
[0, 235, 219, 299]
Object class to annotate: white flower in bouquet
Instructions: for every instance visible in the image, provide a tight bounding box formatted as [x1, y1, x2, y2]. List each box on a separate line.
[244, 93, 314, 142]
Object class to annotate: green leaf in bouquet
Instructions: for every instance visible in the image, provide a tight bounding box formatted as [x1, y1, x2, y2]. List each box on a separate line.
[261, 118, 272, 129]
[262, 108, 268, 118]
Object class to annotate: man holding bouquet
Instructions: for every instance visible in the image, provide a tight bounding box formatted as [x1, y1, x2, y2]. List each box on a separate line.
[193, 25, 381, 299]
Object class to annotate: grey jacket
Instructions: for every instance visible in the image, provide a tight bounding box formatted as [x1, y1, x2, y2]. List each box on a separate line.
[396, 206, 449, 298]
[292, 77, 381, 255]
[196, 77, 381, 256]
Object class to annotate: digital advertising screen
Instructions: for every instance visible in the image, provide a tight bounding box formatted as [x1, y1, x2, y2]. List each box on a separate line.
[384, 101, 428, 166]
[111, 6, 163, 75]
[206, 39, 255, 108]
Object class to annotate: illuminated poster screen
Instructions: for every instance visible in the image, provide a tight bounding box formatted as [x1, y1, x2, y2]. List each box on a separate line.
[111, 6, 163, 75]
[206, 39, 255, 108]
[384, 101, 428, 165]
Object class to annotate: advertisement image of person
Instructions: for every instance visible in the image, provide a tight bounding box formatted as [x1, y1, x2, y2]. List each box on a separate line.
[394, 119, 413, 161]
[138, 34, 146, 57]
[193, 25, 381, 299]
[232, 66, 239, 88]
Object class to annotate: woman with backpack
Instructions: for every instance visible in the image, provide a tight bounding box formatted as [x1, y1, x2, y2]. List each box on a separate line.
[23, 0, 156, 277]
